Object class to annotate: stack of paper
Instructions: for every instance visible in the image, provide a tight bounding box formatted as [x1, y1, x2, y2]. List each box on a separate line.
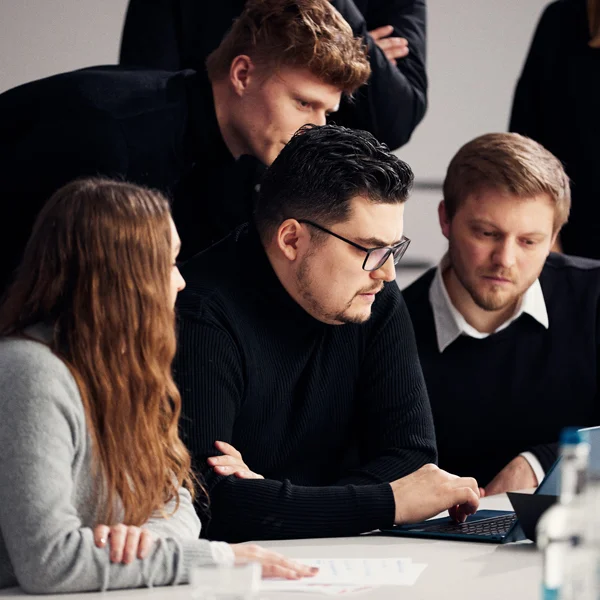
[261, 557, 427, 595]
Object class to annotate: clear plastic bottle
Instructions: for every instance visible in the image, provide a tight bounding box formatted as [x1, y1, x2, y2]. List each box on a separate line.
[536, 427, 590, 600]
[584, 477, 600, 599]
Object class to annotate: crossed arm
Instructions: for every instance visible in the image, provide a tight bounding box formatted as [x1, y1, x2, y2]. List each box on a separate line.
[331, 0, 428, 149]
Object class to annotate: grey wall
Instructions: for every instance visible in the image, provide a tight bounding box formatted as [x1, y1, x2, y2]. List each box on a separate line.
[0, 0, 550, 286]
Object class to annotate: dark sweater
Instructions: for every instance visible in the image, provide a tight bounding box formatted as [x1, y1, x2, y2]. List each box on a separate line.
[174, 224, 436, 542]
[403, 253, 600, 487]
[119, 0, 427, 150]
[0, 66, 263, 295]
[510, 0, 600, 259]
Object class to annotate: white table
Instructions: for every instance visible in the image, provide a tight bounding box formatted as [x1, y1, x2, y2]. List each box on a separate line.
[0, 493, 542, 600]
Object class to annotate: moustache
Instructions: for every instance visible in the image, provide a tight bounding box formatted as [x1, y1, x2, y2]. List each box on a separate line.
[479, 270, 515, 283]
[357, 285, 384, 296]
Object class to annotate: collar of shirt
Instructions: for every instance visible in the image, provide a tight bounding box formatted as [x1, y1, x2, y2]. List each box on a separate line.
[428, 254, 549, 353]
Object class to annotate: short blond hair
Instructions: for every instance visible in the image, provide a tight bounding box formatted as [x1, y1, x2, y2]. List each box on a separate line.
[443, 133, 571, 230]
[206, 0, 370, 94]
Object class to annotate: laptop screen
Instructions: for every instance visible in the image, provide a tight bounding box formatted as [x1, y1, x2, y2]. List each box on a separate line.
[536, 425, 600, 496]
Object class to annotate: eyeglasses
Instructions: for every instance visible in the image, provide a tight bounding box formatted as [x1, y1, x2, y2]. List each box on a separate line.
[297, 219, 411, 272]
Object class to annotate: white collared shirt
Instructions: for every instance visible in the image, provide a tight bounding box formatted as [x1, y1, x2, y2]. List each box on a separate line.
[427, 254, 549, 485]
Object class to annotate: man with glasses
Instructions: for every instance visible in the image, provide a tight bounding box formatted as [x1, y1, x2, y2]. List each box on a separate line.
[174, 124, 480, 542]
[403, 132, 600, 498]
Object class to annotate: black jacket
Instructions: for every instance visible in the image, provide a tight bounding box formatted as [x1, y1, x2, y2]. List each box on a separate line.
[0, 66, 263, 294]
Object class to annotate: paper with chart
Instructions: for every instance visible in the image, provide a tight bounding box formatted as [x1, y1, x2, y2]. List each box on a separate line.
[260, 557, 427, 593]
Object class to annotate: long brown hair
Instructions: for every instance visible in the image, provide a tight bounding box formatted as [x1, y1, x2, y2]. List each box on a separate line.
[0, 178, 195, 525]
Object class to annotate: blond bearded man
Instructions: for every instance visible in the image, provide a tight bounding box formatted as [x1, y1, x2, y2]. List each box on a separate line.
[403, 133, 600, 496]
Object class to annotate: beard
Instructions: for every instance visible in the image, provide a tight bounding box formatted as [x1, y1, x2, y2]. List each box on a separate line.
[334, 282, 384, 324]
[296, 254, 382, 324]
[448, 241, 520, 312]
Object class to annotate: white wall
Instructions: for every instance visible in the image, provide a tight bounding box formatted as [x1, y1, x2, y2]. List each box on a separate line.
[401, 0, 548, 181]
[0, 1, 127, 92]
[0, 0, 549, 286]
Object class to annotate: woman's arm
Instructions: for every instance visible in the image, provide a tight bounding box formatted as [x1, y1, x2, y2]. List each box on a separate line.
[0, 341, 216, 593]
[145, 486, 201, 540]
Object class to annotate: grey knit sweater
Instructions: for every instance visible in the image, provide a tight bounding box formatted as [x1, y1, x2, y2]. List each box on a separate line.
[0, 326, 221, 593]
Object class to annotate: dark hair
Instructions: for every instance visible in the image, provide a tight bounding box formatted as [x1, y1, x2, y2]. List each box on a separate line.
[255, 124, 414, 237]
[206, 0, 370, 94]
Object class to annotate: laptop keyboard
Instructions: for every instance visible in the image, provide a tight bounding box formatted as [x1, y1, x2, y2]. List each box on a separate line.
[414, 513, 518, 536]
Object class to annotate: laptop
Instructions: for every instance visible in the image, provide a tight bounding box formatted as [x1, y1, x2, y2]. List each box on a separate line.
[380, 425, 600, 544]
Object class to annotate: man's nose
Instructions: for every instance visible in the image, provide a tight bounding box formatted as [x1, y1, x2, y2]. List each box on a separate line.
[492, 239, 517, 268]
[314, 110, 327, 127]
[178, 270, 186, 291]
[371, 254, 396, 282]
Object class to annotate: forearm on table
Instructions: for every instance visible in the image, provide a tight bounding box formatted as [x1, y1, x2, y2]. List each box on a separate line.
[205, 475, 395, 542]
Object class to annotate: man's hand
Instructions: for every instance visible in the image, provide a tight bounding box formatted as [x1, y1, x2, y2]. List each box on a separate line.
[369, 25, 409, 63]
[391, 464, 480, 524]
[483, 456, 538, 497]
[94, 524, 153, 564]
[207, 440, 264, 479]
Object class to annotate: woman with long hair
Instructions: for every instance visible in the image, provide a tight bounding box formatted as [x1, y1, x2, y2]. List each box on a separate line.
[0, 178, 316, 593]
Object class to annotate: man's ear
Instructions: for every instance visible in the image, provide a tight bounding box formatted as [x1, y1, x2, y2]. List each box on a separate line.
[229, 55, 255, 97]
[276, 219, 307, 261]
[438, 199, 451, 240]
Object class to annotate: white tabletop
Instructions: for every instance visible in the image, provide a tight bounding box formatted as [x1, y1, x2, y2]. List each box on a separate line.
[0, 493, 541, 600]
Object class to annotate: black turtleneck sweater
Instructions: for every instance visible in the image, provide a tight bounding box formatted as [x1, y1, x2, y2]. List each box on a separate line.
[0, 66, 264, 295]
[403, 253, 600, 487]
[174, 225, 436, 542]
